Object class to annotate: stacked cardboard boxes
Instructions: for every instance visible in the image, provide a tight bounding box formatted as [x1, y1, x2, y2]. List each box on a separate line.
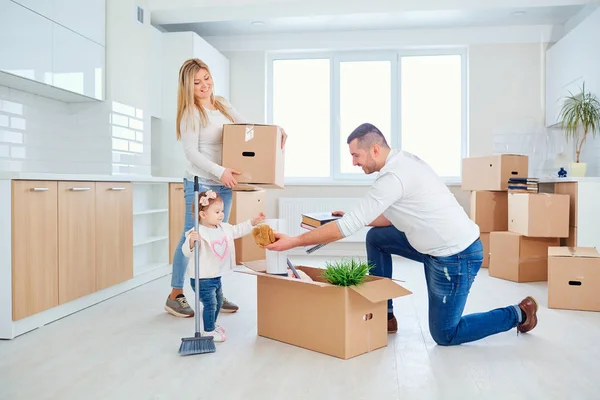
[221, 124, 286, 263]
[462, 154, 528, 268]
[462, 154, 569, 282]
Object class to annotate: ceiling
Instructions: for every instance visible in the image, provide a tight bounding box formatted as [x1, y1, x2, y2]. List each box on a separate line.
[158, 5, 586, 36]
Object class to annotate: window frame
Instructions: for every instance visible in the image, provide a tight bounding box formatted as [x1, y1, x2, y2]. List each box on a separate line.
[266, 47, 468, 185]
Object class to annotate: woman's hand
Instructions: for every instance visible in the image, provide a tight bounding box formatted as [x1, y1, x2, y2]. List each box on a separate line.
[279, 127, 288, 149]
[221, 168, 241, 188]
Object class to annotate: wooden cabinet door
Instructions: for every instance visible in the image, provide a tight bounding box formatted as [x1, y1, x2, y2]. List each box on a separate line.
[58, 181, 96, 304]
[11, 181, 59, 321]
[95, 182, 133, 290]
[168, 183, 185, 264]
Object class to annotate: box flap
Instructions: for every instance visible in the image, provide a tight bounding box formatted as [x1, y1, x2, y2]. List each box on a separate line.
[237, 260, 330, 287]
[548, 247, 600, 258]
[349, 278, 412, 303]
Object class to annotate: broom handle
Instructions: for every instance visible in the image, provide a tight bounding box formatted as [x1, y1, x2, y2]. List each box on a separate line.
[193, 176, 201, 335]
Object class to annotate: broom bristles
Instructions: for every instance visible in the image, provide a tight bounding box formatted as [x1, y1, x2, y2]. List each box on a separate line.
[179, 334, 216, 356]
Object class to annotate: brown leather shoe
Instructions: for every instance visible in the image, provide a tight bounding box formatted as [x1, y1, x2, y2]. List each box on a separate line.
[517, 296, 538, 334]
[388, 316, 398, 333]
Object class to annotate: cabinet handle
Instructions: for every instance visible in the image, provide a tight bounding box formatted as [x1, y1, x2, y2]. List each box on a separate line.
[175, 187, 183, 191]
[70, 187, 90, 191]
[109, 187, 127, 191]
[31, 188, 49, 192]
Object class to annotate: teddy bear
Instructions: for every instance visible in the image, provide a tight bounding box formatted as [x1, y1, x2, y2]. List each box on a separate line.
[252, 224, 277, 248]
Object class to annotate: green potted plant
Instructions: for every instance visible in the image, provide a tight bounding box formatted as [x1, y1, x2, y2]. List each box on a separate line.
[322, 258, 373, 286]
[557, 82, 600, 177]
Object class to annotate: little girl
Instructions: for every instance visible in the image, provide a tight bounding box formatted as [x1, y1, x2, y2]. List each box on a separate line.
[181, 189, 265, 342]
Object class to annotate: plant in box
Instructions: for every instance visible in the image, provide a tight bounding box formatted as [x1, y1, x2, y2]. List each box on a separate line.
[322, 258, 373, 287]
[557, 82, 600, 177]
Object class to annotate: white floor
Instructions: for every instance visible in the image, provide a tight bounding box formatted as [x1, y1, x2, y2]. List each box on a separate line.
[1, 255, 599, 400]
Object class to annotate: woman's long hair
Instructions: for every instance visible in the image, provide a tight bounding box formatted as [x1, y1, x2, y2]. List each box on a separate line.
[175, 58, 234, 140]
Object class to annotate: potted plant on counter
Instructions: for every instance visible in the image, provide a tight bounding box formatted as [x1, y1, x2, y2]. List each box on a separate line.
[558, 82, 600, 177]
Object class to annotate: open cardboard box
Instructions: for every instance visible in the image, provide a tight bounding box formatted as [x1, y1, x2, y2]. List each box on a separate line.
[236, 260, 412, 359]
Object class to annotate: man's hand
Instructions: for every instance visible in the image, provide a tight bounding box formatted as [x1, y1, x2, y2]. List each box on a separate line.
[265, 233, 299, 252]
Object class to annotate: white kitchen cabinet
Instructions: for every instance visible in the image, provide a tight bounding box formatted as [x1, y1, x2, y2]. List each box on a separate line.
[52, 0, 106, 46]
[52, 23, 105, 100]
[545, 9, 600, 127]
[11, 0, 52, 18]
[0, 0, 53, 85]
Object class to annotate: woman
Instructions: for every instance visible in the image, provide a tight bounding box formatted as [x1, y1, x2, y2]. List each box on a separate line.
[165, 58, 287, 318]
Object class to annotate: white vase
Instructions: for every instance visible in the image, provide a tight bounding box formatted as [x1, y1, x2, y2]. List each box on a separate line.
[570, 162, 587, 177]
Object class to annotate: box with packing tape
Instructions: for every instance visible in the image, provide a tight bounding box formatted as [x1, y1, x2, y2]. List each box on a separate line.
[508, 193, 570, 238]
[489, 231, 559, 282]
[462, 154, 528, 191]
[222, 124, 285, 190]
[236, 260, 412, 360]
[548, 247, 600, 312]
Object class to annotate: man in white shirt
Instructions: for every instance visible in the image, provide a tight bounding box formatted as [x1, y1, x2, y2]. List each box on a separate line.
[266, 123, 539, 346]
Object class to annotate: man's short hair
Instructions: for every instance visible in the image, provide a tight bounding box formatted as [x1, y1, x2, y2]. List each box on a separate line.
[346, 123, 390, 149]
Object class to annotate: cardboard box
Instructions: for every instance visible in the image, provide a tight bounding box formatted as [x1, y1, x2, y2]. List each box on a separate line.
[488, 232, 559, 282]
[481, 232, 490, 268]
[229, 189, 266, 264]
[238, 260, 412, 359]
[462, 154, 528, 191]
[222, 124, 285, 189]
[470, 191, 508, 232]
[508, 193, 569, 238]
[548, 247, 600, 312]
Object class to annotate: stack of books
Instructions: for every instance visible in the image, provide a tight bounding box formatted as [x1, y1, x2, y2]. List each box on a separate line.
[507, 177, 539, 193]
[300, 212, 343, 254]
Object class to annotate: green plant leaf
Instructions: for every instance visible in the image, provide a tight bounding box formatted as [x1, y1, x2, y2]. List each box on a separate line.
[321, 258, 374, 287]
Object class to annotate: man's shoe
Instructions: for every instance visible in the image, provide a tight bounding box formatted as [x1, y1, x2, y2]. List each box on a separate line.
[517, 296, 538, 334]
[388, 316, 398, 333]
[164, 294, 194, 318]
[221, 297, 239, 313]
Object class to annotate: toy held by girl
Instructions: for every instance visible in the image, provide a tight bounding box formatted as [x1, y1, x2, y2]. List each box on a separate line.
[182, 189, 266, 342]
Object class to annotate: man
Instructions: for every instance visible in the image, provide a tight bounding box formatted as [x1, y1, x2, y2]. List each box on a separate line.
[266, 123, 538, 346]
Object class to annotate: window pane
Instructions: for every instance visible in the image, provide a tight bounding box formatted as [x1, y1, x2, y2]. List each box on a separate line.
[339, 61, 392, 174]
[272, 59, 330, 178]
[401, 55, 462, 177]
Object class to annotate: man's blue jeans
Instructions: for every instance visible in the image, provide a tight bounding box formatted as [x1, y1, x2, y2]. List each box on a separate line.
[171, 178, 233, 289]
[366, 225, 521, 346]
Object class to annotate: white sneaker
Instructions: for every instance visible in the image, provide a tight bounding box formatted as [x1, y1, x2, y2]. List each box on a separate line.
[204, 329, 226, 342]
[215, 324, 225, 335]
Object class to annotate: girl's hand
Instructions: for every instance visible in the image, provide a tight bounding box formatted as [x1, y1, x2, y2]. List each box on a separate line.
[188, 230, 200, 249]
[251, 212, 266, 226]
[221, 168, 241, 188]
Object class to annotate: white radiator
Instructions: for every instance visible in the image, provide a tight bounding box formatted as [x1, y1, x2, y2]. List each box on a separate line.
[278, 197, 371, 243]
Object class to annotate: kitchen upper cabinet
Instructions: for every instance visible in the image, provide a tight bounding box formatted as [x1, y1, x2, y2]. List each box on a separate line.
[53, 0, 106, 46]
[545, 9, 600, 127]
[0, 0, 53, 85]
[0, 0, 105, 102]
[11, 0, 53, 19]
[53, 23, 105, 100]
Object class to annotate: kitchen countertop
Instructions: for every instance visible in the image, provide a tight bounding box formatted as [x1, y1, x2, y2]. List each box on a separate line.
[538, 177, 600, 183]
[0, 172, 183, 183]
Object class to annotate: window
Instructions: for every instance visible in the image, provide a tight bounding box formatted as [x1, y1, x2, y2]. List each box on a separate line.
[268, 50, 466, 183]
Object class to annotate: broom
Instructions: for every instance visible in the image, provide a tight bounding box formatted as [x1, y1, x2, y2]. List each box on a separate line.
[179, 176, 216, 356]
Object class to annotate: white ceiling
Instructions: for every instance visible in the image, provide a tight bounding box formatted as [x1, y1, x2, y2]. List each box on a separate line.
[149, 0, 597, 37]
[158, 6, 586, 36]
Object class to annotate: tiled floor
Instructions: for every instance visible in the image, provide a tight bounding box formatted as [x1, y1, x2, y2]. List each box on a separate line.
[1, 255, 599, 400]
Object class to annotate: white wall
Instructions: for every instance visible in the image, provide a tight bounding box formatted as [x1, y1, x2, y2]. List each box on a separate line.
[0, 0, 161, 176]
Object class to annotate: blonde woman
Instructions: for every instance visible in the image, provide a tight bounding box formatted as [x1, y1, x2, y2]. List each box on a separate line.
[165, 58, 287, 318]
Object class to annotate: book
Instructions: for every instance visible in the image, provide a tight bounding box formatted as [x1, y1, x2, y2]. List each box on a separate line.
[301, 212, 342, 228]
